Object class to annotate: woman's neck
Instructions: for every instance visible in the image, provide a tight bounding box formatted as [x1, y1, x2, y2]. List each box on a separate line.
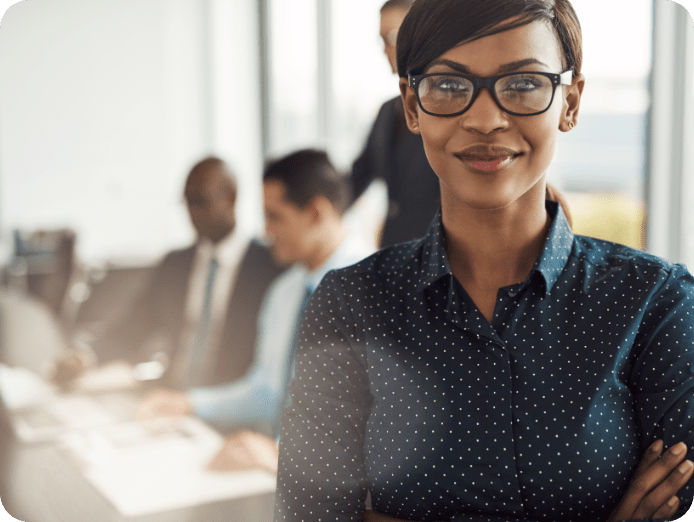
[442, 184, 550, 321]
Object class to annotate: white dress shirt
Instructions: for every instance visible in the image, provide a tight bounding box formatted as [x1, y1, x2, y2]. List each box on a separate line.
[169, 229, 250, 388]
[189, 232, 373, 432]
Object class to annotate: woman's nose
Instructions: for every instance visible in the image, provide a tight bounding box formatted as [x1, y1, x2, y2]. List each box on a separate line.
[460, 88, 509, 134]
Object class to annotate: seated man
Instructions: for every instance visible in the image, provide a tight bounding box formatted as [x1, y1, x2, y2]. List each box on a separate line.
[140, 149, 373, 442]
[73, 157, 283, 418]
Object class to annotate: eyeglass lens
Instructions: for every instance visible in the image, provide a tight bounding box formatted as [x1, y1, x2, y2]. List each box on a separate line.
[417, 73, 556, 115]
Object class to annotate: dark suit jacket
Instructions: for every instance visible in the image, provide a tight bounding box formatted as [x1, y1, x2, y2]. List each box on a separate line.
[96, 240, 283, 388]
[350, 96, 441, 248]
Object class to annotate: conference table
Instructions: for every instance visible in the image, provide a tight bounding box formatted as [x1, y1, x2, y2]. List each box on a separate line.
[0, 385, 275, 522]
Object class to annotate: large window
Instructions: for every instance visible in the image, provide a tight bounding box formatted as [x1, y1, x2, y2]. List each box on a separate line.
[650, 0, 694, 265]
[0, 0, 264, 264]
[684, 11, 694, 268]
[264, 0, 394, 169]
[264, 0, 321, 157]
[552, 0, 653, 250]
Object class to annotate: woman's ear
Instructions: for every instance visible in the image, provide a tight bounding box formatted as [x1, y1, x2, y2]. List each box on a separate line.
[399, 77, 421, 134]
[560, 73, 585, 132]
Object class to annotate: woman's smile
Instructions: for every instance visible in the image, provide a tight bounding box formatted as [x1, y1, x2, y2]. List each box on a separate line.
[454, 144, 521, 173]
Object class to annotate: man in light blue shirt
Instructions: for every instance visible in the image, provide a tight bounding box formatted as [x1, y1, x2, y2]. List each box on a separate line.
[189, 149, 373, 437]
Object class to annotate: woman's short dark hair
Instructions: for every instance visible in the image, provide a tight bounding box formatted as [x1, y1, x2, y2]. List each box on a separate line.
[263, 149, 351, 215]
[396, 0, 582, 78]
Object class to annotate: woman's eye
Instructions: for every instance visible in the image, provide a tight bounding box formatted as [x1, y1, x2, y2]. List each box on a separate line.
[433, 77, 469, 93]
[507, 80, 540, 92]
[501, 75, 544, 93]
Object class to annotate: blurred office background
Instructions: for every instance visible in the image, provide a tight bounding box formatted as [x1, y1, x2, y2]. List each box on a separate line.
[0, 2, 692, 520]
[0, 0, 692, 331]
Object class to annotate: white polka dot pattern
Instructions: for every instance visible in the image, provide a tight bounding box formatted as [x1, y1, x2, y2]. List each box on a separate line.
[274, 202, 694, 522]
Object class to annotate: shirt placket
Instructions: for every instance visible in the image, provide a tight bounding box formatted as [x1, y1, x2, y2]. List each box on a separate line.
[443, 276, 527, 517]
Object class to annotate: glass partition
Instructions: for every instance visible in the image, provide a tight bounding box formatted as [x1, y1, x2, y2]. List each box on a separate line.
[265, 0, 321, 158]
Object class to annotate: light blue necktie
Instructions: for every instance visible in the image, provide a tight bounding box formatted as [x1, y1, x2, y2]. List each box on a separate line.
[186, 256, 219, 386]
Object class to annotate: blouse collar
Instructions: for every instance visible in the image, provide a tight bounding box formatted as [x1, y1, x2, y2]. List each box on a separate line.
[417, 200, 574, 298]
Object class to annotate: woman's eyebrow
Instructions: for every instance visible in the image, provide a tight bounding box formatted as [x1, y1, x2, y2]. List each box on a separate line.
[426, 59, 471, 73]
[426, 57, 549, 74]
[497, 58, 549, 73]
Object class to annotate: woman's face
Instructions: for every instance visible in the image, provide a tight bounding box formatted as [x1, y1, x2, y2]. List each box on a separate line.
[400, 20, 583, 212]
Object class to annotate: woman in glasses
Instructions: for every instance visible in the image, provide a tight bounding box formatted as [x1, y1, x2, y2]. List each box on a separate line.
[274, 1, 694, 521]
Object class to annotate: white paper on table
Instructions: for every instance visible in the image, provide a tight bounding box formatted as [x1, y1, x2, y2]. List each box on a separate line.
[61, 417, 276, 517]
[0, 363, 57, 409]
[11, 395, 121, 442]
[71, 362, 139, 393]
[0, 364, 139, 442]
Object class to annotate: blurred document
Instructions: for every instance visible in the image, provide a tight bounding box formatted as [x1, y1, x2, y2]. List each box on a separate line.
[0, 364, 137, 442]
[0, 363, 57, 409]
[61, 417, 276, 516]
[11, 395, 119, 442]
[71, 361, 139, 392]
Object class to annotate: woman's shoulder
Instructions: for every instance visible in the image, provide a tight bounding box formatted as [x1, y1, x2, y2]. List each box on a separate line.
[572, 234, 692, 283]
[321, 238, 427, 290]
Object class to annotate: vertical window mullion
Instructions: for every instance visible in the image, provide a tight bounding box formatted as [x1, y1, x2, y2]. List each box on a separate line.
[316, 0, 332, 150]
[647, 0, 691, 262]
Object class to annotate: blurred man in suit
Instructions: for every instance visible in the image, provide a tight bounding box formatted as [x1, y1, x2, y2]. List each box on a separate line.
[136, 150, 372, 447]
[81, 157, 283, 419]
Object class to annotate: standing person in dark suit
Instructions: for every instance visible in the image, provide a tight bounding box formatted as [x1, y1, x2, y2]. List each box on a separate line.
[86, 157, 283, 423]
[349, 0, 441, 248]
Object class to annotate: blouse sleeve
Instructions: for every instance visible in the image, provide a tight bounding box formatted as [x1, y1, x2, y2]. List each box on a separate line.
[445, 511, 669, 521]
[274, 270, 374, 522]
[630, 263, 694, 516]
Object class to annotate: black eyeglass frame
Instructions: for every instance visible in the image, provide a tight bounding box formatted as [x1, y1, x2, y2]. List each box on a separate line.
[408, 70, 574, 117]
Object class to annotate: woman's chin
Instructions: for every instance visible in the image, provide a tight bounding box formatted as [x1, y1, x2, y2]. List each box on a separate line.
[444, 178, 546, 214]
[466, 199, 513, 211]
[453, 192, 520, 212]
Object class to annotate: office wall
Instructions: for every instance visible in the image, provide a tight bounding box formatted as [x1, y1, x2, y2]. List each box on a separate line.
[0, 0, 263, 263]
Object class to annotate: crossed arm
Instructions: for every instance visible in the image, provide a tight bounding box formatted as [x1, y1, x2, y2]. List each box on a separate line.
[364, 439, 693, 522]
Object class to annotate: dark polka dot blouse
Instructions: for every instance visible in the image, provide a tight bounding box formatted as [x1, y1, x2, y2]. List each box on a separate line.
[274, 201, 694, 522]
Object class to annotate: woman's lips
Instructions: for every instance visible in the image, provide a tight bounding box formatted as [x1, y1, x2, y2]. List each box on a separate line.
[455, 145, 520, 172]
[463, 156, 515, 171]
